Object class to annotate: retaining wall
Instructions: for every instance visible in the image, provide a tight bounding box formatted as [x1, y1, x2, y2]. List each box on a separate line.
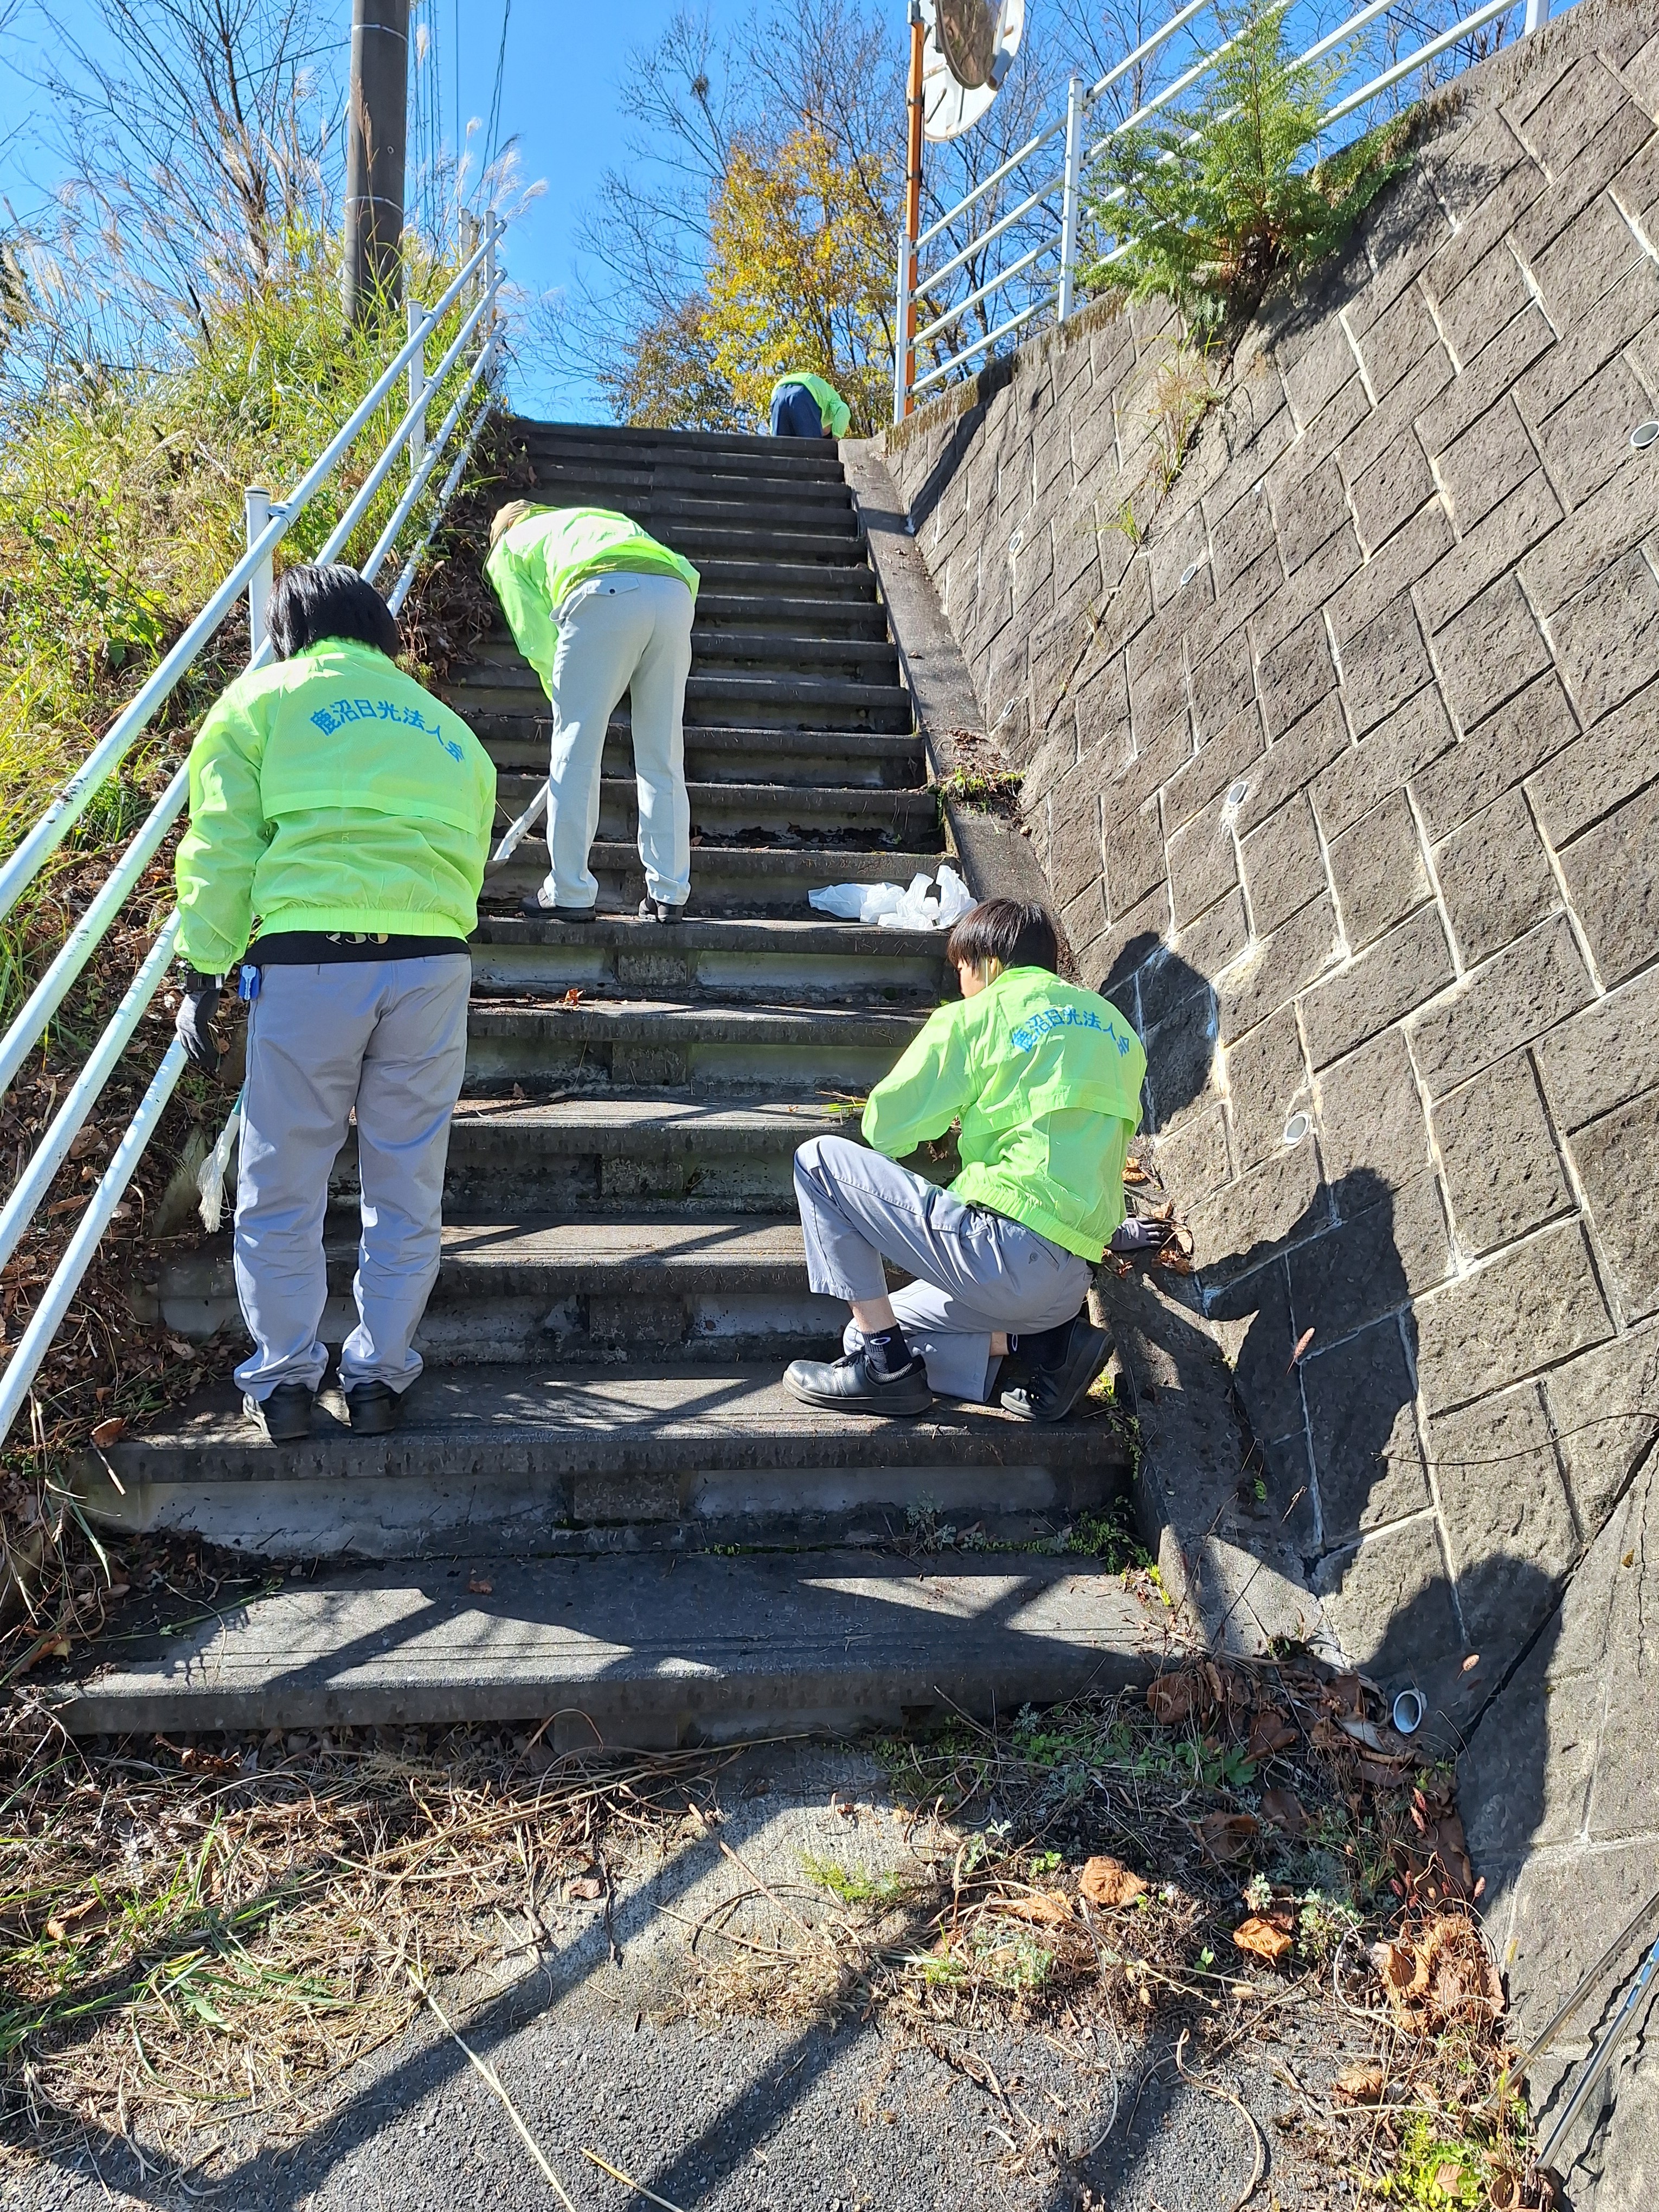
[886, 5, 1659, 2182]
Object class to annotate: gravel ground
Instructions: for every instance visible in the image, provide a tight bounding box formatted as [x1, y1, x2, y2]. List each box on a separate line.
[3, 1742, 1403, 2211]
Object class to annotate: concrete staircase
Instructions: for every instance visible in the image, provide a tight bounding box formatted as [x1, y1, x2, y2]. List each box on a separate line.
[58, 421, 1147, 1741]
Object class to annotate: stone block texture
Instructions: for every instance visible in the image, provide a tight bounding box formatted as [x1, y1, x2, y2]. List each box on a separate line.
[886, 3, 1659, 1713]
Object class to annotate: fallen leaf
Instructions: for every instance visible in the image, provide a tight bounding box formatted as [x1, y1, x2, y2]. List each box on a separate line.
[1461, 1652, 1481, 1671]
[1356, 1756, 1412, 1787]
[1198, 1811, 1259, 1865]
[1232, 1917, 1293, 1963]
[1334, 2063, 1386, 2105]
[46, 1896, 102, 1943]
[992, 1891, 1075, 1926]
[561, 987, 584, 1006]
[568, 1876, 603, 1901]
[1078, 1855, 1146, 1907]
[45, 1637, 70, 1658]
[1435, 2165, 1464, 2196]
[467, 1576, 493, 1595]
[1285, 1326, 1315, 1372]
[67, 1125, 106, 1162]
[165, 1336, 198, 1360]
[89, 1417, 126, 1448]
[1147, 1671, 1199, 1725]
[1245, 1709, 1297, 1761]
[1258, 1788, 1308, 1836]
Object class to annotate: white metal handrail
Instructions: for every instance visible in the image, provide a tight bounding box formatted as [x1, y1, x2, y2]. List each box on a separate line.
[0, 214, 505, 1449]
[893, 0, 1559, 420]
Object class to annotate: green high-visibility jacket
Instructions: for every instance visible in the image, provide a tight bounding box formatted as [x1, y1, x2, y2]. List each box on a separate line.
[861, 966, 1147, 1261]
[484, 507, 700, 695]
[174, 639, 497, 976]
[770, 372, 851, 438]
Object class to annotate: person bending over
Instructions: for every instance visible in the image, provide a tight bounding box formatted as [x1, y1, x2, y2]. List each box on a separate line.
[173, 564, 496, 1443]
[784, 898, 1147, 1422]
[768, 371, 851, 439]
[486, 502, 699, 924]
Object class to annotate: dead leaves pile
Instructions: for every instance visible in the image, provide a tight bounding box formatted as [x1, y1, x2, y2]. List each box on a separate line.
[1373, 1914, 1504, 2037]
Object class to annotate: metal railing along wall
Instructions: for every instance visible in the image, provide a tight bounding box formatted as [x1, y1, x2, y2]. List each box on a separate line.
[0, 214, 505, 1448]
[892, 0, 1557, 420]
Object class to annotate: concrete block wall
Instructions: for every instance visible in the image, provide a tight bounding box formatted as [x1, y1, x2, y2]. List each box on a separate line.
[886, 0, 1659, 1710]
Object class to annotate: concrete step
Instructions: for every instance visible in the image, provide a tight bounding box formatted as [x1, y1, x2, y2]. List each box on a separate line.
[692, 594, 891, 636]
[144, 1216, 850, 1366]
[517, 480, 858, 530]
[521, 457, 854, 498]
[467, 914, 951, 1003]
[463, 994, 926, 1090]
[43, 1548, 1155, 1741]
[691, 557, 877, 600]
[67, 1362, 1133, 1562]
[463, 630, 899, 678]
[454, 671, 911, 734]
[470, 723, 925, 787]
[436, 1094, 870, 1213]
[512, 418, 847, 473]
[652, 524, 866, 564]
[488, 775, 939, 851]
[480, 841, 949, 916]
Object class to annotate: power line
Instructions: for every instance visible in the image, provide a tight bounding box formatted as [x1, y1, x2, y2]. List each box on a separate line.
[484, 0, 512, 177]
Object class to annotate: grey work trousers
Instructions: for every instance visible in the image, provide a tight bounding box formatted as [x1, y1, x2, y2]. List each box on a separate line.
[792, 1134, 1092, 1402]
[233, 958, 471, 1401]
[536, 571, 695, 911]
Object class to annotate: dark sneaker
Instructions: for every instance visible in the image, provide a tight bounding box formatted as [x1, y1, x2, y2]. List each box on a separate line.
[344, 1381, 405, 1435]
[783, 1350, 933, 1417]
[522, 896, 596, 922]
[1000, 1314, 1114, 1424]
[638, 897, 685, 924]
[244, 1381, 314, 1443]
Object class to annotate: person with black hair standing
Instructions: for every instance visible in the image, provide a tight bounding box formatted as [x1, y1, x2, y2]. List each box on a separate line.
[784, 898, 1147, 1423]
[172, 563, 496, 1443]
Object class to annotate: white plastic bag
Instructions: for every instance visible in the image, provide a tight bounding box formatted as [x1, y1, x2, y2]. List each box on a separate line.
[935, 862, 975, 925]
[879, 871, 942, 929]
[808, 881, 876, 919]
[856, 881, 906, 922]
[197, 1087, 244, 1233]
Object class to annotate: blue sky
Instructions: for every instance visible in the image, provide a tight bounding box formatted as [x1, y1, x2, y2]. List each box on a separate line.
[0, 0, 723, 421]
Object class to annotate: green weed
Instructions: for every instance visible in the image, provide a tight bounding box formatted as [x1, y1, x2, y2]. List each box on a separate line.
[800, 1855, 908, 1909]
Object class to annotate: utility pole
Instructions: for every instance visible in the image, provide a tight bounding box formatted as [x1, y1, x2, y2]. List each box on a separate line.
[343, 0, 409, 325]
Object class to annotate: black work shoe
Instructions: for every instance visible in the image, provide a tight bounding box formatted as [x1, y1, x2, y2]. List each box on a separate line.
[1000, 1314, 1114, 1424]
[522, 896, 596, 923]
[245, 1381, 314, 1443]
[344, 1381, 405, 1435]
[783, 1350, 933, 1416]
[638, 897, 685, 924]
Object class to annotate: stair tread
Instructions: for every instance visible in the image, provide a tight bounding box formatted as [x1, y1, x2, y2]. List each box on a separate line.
[469, 914, 949, 954]
[46, 1549, 1154, 1737]
[446, 1092, 866, 1143]
[466, 996, 926, 1040]
[436, 1214, 809, 1275]
[106, 1360, 1123, 1457]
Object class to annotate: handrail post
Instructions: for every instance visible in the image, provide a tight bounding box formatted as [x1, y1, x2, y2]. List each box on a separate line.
[1058, 74, 1085, 324]
[407, 297, 428, 470]
[1523, 0, 1549, 28]
[895, 0, 924, 424]
[244, 488, 272, 664]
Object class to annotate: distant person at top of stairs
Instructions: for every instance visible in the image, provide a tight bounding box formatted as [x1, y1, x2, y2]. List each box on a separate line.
[172, 564, 496, 1446]
[486, 503, 699, 925]
[769, 372, 851, 439]
[784, 899, 1148, 1423]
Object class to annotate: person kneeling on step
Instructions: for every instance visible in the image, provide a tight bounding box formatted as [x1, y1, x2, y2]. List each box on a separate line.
[173, 564, 496, 1444]
[486, 502, 699, 924]
[783, 898, 1147, 1421]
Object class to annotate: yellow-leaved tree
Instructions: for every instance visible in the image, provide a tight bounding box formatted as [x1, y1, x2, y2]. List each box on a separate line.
[703, 126, 896, 435]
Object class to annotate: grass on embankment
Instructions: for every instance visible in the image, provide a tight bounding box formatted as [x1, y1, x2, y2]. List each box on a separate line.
[0, 238, 522, 1639]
